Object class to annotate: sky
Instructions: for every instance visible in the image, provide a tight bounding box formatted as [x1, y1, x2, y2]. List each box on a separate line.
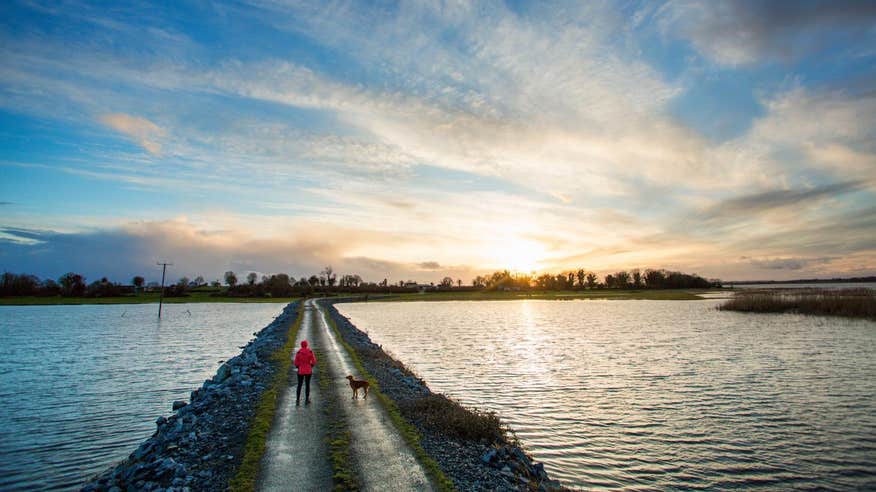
[1, 0, 875, 284]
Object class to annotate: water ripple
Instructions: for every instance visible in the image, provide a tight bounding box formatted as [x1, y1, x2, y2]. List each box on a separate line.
[0, 303, 284, 491]
[340, 300, 876, 490]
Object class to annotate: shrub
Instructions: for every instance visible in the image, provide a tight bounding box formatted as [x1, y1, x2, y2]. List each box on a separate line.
[719, 288, 876, 320]
[401, 394, 505, 442]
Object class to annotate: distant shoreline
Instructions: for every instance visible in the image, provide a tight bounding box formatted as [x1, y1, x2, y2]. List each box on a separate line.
[0, 289, 718, 306]
[0, 292, 299, 306]
[725, 276, 876, 285]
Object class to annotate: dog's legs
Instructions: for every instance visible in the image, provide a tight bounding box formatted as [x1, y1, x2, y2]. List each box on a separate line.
[364, 386, 368, 399]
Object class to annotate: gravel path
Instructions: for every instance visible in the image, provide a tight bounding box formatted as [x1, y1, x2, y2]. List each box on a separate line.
[258, 301, 333, 491]
[312, 298, 434, 491]
[258, 298, 433, 491]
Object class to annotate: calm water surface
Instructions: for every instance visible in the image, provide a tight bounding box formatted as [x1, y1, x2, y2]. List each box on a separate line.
[338, 299, 876, 490]
[0, 302, 286, 491]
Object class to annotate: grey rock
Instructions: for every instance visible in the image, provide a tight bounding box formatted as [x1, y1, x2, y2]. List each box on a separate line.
[512, 446, 528, 464]
[213, 363, 231, 383]
[534, 462, 548, 480]
[481, 448, 497, 464]
[172, 400, 187, 411]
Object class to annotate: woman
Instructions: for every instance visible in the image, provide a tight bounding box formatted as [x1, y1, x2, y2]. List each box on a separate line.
[293, 340, 317, 405]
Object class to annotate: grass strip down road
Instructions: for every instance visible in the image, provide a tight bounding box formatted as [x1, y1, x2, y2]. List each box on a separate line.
[323, 307, 455, 492]
[229, 306, 303, 492]
[315, 353, 359, 491]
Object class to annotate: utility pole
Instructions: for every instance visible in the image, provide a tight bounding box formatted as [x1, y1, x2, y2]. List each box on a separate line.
[157, 261, 173, 318]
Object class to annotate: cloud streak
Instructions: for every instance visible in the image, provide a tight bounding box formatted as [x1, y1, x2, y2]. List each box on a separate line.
[660, 0, 876, 65]
[99, 113, 166, 155]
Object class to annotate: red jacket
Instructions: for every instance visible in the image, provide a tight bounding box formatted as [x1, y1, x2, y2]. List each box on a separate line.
[294, 340, 317, 375]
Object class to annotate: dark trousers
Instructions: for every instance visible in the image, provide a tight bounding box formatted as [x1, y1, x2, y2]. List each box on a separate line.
[296, 373, 312, 402]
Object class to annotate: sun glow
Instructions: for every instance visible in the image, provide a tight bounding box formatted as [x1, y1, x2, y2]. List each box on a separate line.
[491, 238, 545, 273]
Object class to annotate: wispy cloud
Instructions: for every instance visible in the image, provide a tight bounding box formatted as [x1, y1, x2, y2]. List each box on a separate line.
[699, 180, 868, 222]
[659, 0, 876, 65]
[745, 256, 835, 271]
[99, 113, 166, 155]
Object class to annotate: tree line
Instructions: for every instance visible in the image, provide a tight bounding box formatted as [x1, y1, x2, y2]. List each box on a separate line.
[1, 265, 719, 298]
[472, 268, 719, 290]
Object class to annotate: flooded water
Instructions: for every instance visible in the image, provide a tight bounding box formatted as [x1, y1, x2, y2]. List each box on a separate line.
[731, 282, 876, 290]
[0, 302, 286, 491]
[337, 299, 876, 490]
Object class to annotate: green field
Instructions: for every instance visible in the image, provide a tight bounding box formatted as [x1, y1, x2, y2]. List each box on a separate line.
[0, 288, 716, 306]
[0, 291, 299, 306]
[372, 289, 708, 302]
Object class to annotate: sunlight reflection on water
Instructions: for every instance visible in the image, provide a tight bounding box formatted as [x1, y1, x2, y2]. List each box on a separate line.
[338, 299, 876, 490]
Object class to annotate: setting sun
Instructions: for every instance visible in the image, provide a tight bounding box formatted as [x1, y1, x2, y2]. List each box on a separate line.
[491, 238, 545, 273]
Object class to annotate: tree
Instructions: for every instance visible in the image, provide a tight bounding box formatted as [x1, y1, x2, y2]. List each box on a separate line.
[224, 271, 238, 287]
[210, 280, 220, 288]
[585, 272, 597, 289]
[645, 269, 665, 288]
[86, 277, 123, 297]
[440, 276, 454, 288]
[631, 269, 642, 288]
[457, 279, 462, 287]
[615, 271, 631, 289]
[193, 275, 205, 286]
[58, 272, 86, 296]
[247, 272, 258, 285]
[263, 274, 292, 296]
[321, 266, 336, 288]
[340, 274, 362, 288]
[41, 278, 60, 295]
[576, 269, 586, 289]
[308, 275, 320, 287]
[132, 276, 145, 289]
[1, 272, 40, 296]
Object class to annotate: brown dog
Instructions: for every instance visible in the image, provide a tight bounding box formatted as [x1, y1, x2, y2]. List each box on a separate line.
[345, 375, 369, 399]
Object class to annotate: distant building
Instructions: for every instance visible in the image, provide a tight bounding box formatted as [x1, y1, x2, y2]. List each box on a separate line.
[403, 282, 436, 292]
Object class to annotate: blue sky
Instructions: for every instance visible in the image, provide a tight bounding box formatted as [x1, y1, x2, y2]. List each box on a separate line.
[1, 0, 875, 283]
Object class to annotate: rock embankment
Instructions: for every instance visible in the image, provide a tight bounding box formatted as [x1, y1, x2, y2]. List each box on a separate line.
[321, 299, 565, 492]
[81, 302, 300, 492]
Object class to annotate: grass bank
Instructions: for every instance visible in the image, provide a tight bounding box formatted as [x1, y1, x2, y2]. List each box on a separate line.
[229, 305, 303, 492]
[322, 308, 456, 492]
[0, 292, 299, 305]
[377, 289, 706, 302]
[718, 288, 876, 320]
